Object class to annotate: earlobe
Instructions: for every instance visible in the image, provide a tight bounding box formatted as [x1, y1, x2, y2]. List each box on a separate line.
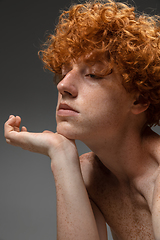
[132, 95, 150, 115]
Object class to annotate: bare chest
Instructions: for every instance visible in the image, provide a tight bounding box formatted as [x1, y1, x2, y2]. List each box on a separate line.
[91, 184, 154, 239]
[80, 152, 157, 239]
[87, 167, 155, 240]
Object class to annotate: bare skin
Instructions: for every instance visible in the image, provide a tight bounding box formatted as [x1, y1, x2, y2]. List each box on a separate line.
[4, 60, 160, 239]
[4, 115, 102, 240]
[80, 146, 158, 240]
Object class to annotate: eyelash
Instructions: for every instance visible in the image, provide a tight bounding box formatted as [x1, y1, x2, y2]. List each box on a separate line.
[56, 69, 113, 84]
[85, 74, 103, 79]
[86, 69, 113, 80]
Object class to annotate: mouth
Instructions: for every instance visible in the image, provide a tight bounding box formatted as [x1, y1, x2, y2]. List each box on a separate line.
[57, 103, 79, 116]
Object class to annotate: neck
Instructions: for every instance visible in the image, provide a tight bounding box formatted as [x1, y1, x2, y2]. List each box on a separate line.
[84, 125, 149, 183]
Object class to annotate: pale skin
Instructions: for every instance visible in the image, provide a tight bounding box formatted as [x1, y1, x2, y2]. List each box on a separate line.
[4, 59, 160, 239]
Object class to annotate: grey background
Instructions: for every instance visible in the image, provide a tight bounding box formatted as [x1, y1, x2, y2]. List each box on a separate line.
[1, 0, 160, 239]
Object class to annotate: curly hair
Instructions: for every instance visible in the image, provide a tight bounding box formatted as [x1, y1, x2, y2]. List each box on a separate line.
[39, 0, 160, 127]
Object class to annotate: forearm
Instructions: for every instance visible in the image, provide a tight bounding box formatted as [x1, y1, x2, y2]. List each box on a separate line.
[4, 116, 100, 239]
[52, 159, 100, 240]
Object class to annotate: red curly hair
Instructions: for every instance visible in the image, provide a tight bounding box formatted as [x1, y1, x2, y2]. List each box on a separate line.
[39, 0, 160, 127]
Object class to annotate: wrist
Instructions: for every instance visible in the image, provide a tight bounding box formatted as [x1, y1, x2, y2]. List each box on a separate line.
[50, 150, 80, 174]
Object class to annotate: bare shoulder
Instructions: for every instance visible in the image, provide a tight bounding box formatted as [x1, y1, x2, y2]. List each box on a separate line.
[79, 151, 96, 162]
[80, 152, 109, 176]
[80, 152, 110, 193]
[144, 127, 160, 164]
[80, 152, 109, 170]
[136, 127, 160, 210]
[79, 152, 97, 187]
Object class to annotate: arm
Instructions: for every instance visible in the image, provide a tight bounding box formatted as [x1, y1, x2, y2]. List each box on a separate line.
[54, 158, 101, 240]
[4, 115, 107, 240]
[90, 199, 108, 240]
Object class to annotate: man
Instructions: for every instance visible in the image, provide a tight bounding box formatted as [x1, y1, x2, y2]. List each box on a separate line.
[4, 0, 160, 239]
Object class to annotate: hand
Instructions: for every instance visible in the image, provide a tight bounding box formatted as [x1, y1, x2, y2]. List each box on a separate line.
[4, 115, 79, 169]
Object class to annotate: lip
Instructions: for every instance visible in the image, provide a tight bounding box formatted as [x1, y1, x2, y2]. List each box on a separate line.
[57, 103, 79, 116]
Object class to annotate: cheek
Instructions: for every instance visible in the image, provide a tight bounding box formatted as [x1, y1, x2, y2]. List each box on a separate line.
[56, 85, 130, 140]
[82, 91, 118, 116]
[82, 90, 128, 128]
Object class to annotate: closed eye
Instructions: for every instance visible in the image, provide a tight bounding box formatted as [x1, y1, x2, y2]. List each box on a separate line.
[86, 69, 113, 80]
[86, 74, 103, 79]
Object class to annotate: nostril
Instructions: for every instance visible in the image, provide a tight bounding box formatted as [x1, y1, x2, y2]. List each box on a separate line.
[58, 81, 78, 98]
[64, 91, 72, 96]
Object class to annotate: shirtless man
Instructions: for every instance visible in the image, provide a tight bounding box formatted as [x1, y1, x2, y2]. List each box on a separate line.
[4, 0, 160, 239]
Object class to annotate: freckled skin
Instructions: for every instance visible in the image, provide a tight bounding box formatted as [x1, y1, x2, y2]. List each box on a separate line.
[4, 60, 160, 240]
[80, 152, 155, 240]
[56, 61, 134, 145]
[56, 60, 160, 239]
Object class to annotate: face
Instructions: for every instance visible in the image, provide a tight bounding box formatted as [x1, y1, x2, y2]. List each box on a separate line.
[56, 58, 134, 146]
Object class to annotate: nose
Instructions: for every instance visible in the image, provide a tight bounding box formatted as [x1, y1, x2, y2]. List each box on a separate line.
[57, 70, 78, 98]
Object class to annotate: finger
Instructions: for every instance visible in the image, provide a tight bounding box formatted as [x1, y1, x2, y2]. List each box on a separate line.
[4, 115, 16, 138]
[15, 116, 21, 125]
[14, 116, 21, 132]
[9, 115, 14, 119]
[7, 115, 16, 123]
[4, 115, 21, 139]
[5, 115, 21, 127]
[21, 126, 27, 132]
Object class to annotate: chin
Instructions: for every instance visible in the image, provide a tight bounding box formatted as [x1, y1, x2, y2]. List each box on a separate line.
[56, 121, 90, 142]
[56, 125, 78, 140]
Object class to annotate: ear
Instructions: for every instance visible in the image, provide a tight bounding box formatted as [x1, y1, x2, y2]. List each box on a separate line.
[131, 95, 150, 115]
